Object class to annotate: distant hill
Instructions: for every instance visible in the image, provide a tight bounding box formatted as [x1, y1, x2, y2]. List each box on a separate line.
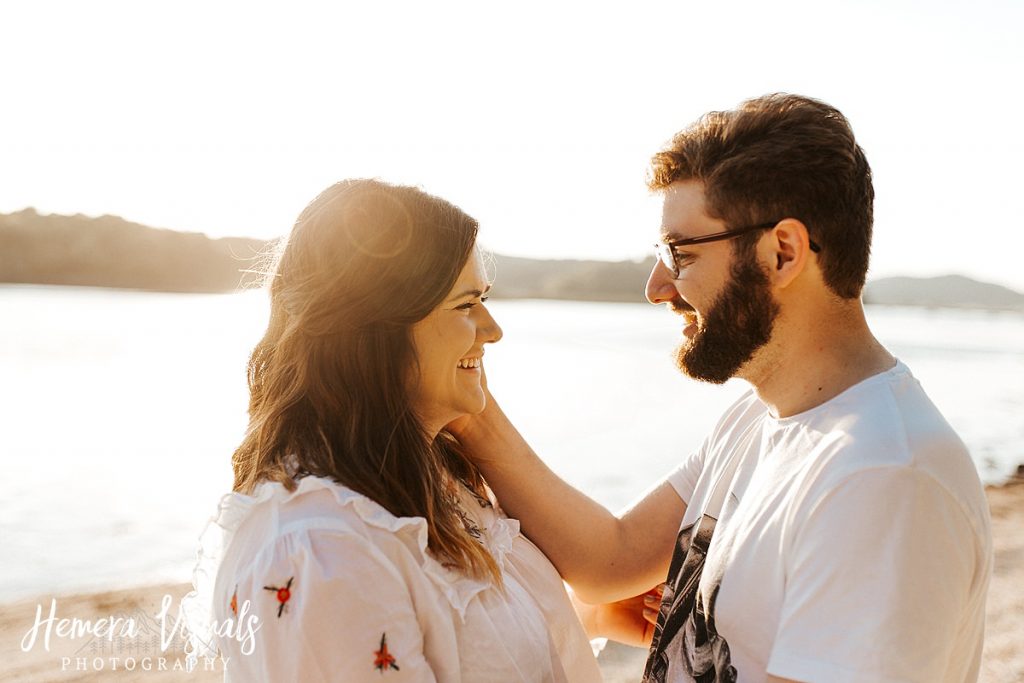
[2, 209, 1022, 310]
[863, 275, 1024, 312]
[0, 208, 266, 293]
[489, 254, 652, 303]
[0, 208, 654, 300]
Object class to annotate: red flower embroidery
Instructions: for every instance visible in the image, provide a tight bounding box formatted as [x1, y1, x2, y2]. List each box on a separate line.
[263, 577, 294, 618]
[230, 587, 238, 616]
[374, 632, 400, 672]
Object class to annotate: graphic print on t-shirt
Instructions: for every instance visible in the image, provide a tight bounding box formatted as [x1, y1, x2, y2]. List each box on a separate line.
[642, 514, 737, 683]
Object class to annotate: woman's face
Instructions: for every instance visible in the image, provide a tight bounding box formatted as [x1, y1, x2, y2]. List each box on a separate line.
[409, 249, 503, 436]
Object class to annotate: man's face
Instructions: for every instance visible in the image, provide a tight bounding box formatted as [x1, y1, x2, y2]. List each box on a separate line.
[645, 181, 779, 383]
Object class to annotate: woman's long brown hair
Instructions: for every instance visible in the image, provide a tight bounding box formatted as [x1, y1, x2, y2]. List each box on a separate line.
[233, 179, 500, 583]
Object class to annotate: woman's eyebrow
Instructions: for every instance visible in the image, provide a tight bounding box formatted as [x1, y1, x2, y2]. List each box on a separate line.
[446, 284, 492, 303]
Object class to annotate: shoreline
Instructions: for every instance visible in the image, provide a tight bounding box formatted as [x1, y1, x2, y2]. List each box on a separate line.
[3, 479, 1022, 682]
[4, 281, 1024, 316]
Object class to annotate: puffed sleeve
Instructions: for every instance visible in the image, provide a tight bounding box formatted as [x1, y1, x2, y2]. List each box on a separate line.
[767, 467, 981, 683]
[226, 528, 440, 683]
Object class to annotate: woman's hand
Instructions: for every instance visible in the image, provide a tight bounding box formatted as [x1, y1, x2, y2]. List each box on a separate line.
[572, 584, 664, 649]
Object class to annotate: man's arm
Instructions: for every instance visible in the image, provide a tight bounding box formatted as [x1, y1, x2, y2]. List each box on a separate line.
[453, 391, 686, 604]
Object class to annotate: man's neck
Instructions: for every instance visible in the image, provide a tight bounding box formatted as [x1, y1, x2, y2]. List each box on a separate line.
[744, 300, 896, 419]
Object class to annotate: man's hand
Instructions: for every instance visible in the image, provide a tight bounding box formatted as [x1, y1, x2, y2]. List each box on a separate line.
[444, 371, 492, 443]
[573, 584, 664, 649]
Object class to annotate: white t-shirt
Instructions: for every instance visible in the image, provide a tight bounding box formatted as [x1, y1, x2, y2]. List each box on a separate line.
[644, 361, 992, 683]
[183, 476, 602, 682]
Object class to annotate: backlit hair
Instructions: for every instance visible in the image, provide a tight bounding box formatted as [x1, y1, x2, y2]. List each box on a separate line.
[232, 179, 500, 584]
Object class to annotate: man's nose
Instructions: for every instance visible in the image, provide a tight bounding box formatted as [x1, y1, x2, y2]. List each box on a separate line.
[646, 259, 677, 305]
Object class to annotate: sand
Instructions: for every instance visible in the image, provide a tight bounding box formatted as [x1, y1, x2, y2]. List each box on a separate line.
[978, 478, 1024, 682]
[3, 480, 1022, 682]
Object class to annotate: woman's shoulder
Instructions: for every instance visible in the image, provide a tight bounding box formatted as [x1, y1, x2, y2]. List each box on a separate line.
[225, 476, 434, 556]
[186, 477, 433, 603]
[184, 477, 439, 654]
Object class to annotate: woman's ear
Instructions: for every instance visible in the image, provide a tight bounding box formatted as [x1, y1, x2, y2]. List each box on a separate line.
[766, 218, 814, 289]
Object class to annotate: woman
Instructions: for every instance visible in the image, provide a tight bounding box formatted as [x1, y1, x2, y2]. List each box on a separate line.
[183, 179, 605, 681]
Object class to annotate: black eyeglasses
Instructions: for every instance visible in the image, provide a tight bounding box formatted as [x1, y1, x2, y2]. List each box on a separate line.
[653, 220, 821, 278]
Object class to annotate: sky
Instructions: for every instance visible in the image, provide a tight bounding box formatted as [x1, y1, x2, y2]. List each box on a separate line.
[2, 0, 1023, 290]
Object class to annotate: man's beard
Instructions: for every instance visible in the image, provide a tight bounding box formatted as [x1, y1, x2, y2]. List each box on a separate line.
[674, 250, 780, 384]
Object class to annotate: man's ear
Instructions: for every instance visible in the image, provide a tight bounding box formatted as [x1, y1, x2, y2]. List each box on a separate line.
[765, 218, 813, 289]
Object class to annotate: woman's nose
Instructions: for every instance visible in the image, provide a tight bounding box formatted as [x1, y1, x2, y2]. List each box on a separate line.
[478, 305, 503, 344]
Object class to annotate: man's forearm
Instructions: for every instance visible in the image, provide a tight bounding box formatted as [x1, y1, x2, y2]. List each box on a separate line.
[456, 396, 684, 603]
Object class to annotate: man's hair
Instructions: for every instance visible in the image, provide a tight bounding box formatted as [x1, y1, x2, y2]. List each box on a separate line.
[648, 93, 874, 299]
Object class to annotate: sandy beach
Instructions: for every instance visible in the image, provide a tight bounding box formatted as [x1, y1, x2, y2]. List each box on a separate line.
[3, 479, 1022, 683]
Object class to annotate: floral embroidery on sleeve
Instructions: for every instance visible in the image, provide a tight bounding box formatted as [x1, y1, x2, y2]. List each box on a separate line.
[263, 577, 294, 618]
[374, 632, 400, 672]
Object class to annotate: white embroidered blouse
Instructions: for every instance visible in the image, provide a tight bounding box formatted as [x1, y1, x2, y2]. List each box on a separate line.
[183, 476, 603, 682]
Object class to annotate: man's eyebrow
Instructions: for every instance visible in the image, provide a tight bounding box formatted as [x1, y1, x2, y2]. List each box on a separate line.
[446, 284, 492, 302]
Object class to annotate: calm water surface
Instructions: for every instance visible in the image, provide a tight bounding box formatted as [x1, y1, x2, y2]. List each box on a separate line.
[1, 285, 1021, 601]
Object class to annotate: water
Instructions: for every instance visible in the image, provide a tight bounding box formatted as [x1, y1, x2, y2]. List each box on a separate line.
[2, 286, 1022, 602]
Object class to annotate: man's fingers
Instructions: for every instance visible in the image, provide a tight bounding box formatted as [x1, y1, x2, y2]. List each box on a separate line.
[642, 582, 664, 626]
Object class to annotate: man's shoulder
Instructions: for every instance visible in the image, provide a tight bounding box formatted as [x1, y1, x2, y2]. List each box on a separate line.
[780, 361, 957, 456]
[785, 361, 985, 520]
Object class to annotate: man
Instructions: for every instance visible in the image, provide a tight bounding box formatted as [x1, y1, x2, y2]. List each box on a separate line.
[452, 94, 991, 682]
